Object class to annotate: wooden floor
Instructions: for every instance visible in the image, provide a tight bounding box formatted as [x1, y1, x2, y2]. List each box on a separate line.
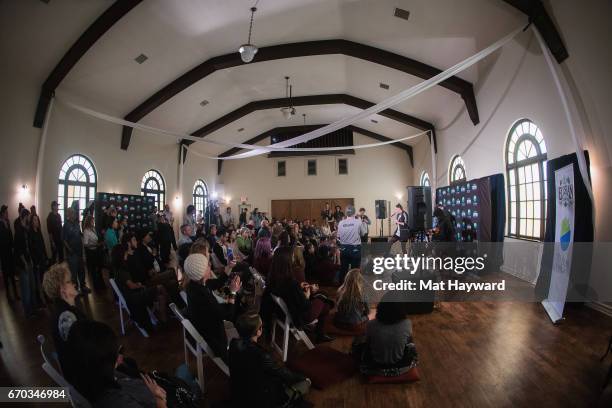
[1, 276, 611, 408]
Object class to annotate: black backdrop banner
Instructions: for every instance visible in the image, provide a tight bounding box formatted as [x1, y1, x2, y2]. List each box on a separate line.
[95, 192, 156, 233]
[436, 173, 505, 242]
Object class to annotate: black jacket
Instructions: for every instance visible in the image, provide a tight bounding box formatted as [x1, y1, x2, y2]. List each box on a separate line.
[269, 279, 310, 328]
[186, 281, 235, 360]
[0, 219, 13, 255]
[213, 242, 228, 266]
[156, 223, 177, 250]
[50, 299, 88, 374]
[29, 229, 48, 265]
[229, 337, 305, 408]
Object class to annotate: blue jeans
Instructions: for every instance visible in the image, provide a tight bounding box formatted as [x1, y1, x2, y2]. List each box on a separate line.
[67, 254, 86, 289]
[339, 244, 361, 283]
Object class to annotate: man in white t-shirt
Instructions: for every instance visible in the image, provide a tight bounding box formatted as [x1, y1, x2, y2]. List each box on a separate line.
[337, 205, 364, 283]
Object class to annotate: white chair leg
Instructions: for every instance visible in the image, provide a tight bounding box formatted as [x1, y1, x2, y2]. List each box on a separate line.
[297, 330, 315, 350]
[183, 329, 189, 367]
[118, 303, 125, 336]
[147, 307, 159, 326]
[282, 324, 290, 362]
[196, 349, 205, 393]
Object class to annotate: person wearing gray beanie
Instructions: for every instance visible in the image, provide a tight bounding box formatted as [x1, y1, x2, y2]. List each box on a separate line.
[184, 253, 241, 361]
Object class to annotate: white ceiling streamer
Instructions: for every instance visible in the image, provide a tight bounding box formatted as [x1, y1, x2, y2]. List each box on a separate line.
[57, 22, 524, 160]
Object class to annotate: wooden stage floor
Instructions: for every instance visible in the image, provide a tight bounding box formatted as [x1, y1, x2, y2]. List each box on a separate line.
[0, 279, 610, 407]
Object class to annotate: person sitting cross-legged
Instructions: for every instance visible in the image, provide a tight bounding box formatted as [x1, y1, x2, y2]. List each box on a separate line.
[229, 313, 311, 408]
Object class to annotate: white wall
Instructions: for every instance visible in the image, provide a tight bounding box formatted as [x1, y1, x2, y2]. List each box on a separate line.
[419, 0, 612, 284]
[219, 132, 414, 236]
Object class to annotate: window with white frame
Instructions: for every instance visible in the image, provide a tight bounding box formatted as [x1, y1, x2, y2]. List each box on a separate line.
[141, 169, 165, 210]
[449, 155, 466, 184]
[57, 154, 97, 223]
[506, 119, 548, 240]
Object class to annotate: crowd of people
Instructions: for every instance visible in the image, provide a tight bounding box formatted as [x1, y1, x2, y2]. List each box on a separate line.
[0, 199, 428, 407]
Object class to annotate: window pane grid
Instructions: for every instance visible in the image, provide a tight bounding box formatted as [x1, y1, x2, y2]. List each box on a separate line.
[58, 155, 97, 225]
[506, 120, 547, 240]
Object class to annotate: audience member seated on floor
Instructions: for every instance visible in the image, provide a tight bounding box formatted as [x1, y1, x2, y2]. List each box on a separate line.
[115, 236, 168, 331]
[184, 253, 241, 361]
[333, 268, 369, 330]
[65, 320, 168, 408]
[229, 314, 311, 408]
[352, 293, 418, 377]
[265, 246, 334, 343]
[314, 245, 341, 286]
[155, 215, 176, 269]
[42, 262, 87, 372]
[253, 237, 273, 279]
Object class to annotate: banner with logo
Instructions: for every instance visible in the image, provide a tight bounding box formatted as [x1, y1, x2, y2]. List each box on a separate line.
[542, 163, 575, 323]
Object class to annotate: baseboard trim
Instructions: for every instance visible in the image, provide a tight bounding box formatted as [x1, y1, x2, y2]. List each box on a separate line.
[587, 301, 612, 318]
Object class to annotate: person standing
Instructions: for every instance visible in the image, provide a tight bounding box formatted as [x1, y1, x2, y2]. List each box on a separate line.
[28, 212, 47, 307]
[156, 215, 177, 269]
[321, 202, 333, 232]
[333, 205, 345, 231]
[46, 201, 63, 263]
[83, 215, 105, 291]
[239, 207, 248, 227]
[358, 207, 371, 243]
[163, 204, 174, 227]
[14, 208, 36, 315]
[336, 206, 363, 284]
[221, 207, 235, 231]
[0, 205, 18, 301]
[63, 208, 89, 294]
[390, 203, 410, 253]
[184, 205, 197, 239]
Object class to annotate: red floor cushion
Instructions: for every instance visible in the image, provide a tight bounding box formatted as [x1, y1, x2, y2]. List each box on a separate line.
[366, 367, 420, 384]
[287, 346, 358, 389]
[324, 318, 367, 336]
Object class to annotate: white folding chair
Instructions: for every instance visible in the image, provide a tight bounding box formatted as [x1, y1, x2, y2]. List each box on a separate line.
[180, 290, 188, 305]
[169, 303, 229, 392]
[37, 335, 91, 408]
[109, 278, 155, 338]
[270, 294, 316, 362]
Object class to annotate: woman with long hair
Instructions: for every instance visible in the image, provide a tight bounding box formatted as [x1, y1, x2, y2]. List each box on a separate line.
[83, 215, 105, 290]
[267, 247, 333, 343]
[353, 292, 417, 377]
[253, 237, 273, 278]
[334, 268, 369, 330]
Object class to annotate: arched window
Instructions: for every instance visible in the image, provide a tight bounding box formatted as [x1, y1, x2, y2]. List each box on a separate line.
[141, 170, 165, 210]
[506, 119, 548, 240]
[420, 171, 431, 187]
[58, 154, 97, 223]
[449, 155, 466, 184]
[193, 179, 209, 215]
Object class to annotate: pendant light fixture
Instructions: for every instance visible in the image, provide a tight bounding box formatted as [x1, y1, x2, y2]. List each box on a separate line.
[280, 76, 296, 119]
[239, 7, 258, 63]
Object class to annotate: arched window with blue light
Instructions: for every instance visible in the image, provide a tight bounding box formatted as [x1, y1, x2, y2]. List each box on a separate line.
[449, 155, 466, 184]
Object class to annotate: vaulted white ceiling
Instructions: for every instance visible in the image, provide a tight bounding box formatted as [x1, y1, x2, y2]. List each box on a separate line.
[2, 0, 526, 152]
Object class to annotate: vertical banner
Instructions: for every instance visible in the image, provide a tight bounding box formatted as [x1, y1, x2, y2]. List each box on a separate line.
[542, 163, 575, 323]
